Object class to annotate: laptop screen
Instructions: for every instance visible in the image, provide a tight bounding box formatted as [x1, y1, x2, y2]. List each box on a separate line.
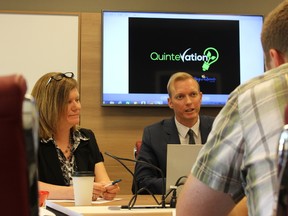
[166, 144, 203, 196]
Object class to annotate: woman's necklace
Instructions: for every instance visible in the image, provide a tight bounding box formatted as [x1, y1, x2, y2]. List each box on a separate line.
[64, 144, 71, 154]
[62, 144, 71, 161]
[64, 137, 73, 160]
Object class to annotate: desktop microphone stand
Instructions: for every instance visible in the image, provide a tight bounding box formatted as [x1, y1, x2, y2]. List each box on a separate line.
[105, 152, 166, 209]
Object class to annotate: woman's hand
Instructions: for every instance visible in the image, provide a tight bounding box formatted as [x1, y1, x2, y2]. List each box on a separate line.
[92, 181, 120, 201]
[92, 182, 106, 201]
[102, 183, 120, 200]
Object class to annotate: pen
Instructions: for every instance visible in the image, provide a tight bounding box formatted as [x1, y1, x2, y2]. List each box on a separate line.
[105, 179, 122, 187]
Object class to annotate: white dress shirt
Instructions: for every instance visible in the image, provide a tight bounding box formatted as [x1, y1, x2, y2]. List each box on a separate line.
[174, 117, 202, 144]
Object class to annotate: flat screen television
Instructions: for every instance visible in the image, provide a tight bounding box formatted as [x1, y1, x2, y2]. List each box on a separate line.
[102, 10, 264, 107]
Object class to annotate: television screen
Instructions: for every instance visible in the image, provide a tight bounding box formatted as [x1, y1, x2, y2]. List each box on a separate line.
[102, 11, 264, 107]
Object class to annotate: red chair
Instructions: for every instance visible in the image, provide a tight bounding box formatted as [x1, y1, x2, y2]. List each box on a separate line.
[0, 74, 38, 216]
[134, 140, 142, 159]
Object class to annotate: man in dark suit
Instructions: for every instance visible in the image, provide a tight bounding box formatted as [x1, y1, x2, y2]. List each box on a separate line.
[133, 72, 215, 195]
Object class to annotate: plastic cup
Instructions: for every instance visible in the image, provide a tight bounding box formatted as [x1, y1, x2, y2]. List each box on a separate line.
[72, 171, 95, 206]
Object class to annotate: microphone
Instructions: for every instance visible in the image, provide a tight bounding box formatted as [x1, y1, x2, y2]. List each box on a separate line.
[276, 105, 288, 216]
[104, 152, 166, 209]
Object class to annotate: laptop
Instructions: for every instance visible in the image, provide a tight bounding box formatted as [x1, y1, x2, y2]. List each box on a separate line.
[166, 144, 203, 198]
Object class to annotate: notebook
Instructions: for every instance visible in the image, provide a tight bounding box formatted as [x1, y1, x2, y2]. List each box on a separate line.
[166, 144, 203, 197]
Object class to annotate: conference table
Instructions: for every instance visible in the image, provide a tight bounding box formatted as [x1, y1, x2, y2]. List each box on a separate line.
[45, 195, 176, 216]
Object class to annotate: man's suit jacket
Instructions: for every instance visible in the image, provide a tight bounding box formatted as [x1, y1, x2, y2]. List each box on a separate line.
[133, 115, 215, 194]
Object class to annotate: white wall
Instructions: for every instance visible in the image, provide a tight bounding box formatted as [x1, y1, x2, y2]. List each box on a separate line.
[0, 13, 79, 94]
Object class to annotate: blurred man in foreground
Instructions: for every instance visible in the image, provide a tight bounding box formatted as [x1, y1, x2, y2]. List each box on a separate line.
[177, 1, 288, 215]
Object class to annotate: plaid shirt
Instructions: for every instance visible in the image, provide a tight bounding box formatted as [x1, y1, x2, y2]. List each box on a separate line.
[192, 63, 288, 216]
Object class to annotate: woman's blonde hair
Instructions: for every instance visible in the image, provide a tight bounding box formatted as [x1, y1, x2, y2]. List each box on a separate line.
[31, 72, 78, 139]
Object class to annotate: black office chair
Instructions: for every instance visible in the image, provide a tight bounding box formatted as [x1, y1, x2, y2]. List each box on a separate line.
[23, 94, 39, 215]
[276, 105, 288, 216]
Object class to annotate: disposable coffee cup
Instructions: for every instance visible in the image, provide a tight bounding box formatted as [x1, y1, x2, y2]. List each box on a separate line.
[72, 171, 95, 206]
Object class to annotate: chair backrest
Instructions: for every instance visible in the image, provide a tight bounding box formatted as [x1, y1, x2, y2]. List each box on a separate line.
[131, 140, 142, 194]
[0, 74, 38, 216]
[134, 140, 142, 159]
[276, 104, 288, 216]
[23, 94, 39, 216]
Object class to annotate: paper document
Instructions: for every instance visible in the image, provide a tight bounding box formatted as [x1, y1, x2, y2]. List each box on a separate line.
[48, 197, 122, 204]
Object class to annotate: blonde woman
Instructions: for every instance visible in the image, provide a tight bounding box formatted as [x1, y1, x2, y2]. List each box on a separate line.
[31, 72, 120, 200]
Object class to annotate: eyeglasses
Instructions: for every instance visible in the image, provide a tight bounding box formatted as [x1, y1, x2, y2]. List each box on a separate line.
[46, 72, 74, 86]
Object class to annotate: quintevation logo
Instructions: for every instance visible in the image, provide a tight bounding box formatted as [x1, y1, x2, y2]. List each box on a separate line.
[150, 47, 219, 71]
